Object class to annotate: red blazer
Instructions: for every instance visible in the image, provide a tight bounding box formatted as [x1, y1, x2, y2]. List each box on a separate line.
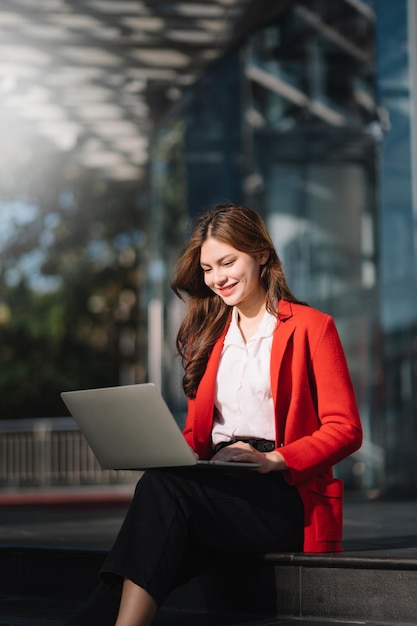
[182, 300, 363, 553]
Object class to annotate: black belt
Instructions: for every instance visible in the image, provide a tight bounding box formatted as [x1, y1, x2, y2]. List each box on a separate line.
[213, 438, 275, 454]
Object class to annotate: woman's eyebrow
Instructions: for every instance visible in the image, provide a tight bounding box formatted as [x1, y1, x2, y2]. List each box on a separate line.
[200, 254, 234, 267]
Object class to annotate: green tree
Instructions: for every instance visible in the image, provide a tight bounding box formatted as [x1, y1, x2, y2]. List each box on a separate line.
[0, 141, 148, 419]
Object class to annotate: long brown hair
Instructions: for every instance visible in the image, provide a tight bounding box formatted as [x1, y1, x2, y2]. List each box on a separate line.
[171, 203, 304, 398]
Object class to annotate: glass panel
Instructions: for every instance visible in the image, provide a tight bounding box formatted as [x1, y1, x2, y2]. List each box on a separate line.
[375, 0, 417, 493]
[245, 0, 379, 489]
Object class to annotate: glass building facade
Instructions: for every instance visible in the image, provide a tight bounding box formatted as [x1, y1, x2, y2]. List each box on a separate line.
[149, 0, 417, 496]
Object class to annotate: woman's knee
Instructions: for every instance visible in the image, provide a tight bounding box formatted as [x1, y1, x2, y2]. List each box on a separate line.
[133, 468, 191, 505]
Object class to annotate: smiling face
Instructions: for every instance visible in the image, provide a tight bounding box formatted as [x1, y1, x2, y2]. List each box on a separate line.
[200, 237, 269, 313]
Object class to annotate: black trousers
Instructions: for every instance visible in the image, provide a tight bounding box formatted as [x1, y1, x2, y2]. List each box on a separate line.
[100, 466, 304, 607]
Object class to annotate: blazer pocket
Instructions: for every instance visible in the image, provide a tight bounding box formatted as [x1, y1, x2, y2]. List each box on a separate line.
[309, 478, 344, 543]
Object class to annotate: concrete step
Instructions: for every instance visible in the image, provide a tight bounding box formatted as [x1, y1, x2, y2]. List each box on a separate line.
[0, 597, 405, 626]
[0, 545, 416, 626]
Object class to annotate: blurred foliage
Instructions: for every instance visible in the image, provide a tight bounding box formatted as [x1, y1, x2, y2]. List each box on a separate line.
[0, 140, 148, 419]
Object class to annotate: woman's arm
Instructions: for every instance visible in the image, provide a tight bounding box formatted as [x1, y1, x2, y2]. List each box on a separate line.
[278, 316, 362, 484]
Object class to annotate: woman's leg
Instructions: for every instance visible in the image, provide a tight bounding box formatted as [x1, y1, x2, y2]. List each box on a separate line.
[114, 579, 157, 626]
[101, 466, 303, 617]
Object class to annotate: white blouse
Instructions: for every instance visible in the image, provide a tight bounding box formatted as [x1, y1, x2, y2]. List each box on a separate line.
[211, 306, 277, 446]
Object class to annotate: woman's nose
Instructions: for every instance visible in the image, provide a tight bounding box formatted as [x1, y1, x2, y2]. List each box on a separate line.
[213, 268, 227, 285]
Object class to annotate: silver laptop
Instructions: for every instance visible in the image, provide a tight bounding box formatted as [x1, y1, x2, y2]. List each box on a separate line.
[60, 383, 260, 470]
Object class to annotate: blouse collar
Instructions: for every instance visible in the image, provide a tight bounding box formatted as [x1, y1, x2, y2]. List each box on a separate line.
[224, 306, 277, 347]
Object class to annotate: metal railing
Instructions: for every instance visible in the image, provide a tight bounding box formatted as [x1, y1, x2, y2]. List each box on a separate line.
[0, 418, 139, 488]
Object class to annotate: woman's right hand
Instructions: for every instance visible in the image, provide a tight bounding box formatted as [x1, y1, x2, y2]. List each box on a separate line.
[211, 441, 287, 473]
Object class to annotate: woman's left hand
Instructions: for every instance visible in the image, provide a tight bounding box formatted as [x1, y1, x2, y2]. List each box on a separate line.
[211, 442, 287, 473]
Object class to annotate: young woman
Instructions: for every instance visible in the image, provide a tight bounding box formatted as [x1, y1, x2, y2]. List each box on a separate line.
[75, 203, 362, 626]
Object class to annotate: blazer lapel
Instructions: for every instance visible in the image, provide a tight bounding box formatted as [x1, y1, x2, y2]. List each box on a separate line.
[271, 300, 295, 445]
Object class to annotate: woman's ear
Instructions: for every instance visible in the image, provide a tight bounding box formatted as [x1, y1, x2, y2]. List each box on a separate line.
[259, 250, 270, 265]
